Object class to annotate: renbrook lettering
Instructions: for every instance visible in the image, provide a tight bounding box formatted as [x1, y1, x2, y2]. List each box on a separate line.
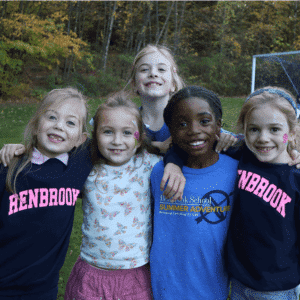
[238, 170, 291, 218]
[8, 188, 80, 215]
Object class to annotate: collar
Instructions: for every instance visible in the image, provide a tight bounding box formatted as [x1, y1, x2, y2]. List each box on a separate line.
[31, 148, 69, 166]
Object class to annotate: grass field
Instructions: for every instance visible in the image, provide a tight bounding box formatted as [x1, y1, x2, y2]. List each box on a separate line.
[0, 96, 245, 299]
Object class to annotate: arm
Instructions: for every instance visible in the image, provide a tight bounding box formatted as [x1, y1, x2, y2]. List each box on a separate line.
[0, 144, 25, 167]
[215, 129, 244, 153]
[151, 137, 172, 154]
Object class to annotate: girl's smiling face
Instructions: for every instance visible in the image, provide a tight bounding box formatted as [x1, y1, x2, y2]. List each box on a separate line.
[170, 97, 221, 169]
[245, 104, 293, 164]
[134, 51, 175, 100]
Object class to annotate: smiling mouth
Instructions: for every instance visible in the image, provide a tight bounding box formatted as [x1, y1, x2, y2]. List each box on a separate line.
[145, 82, 162, 87]
[256, 146, 275, 153]
[109, 149, 125, 154]
[48, 134, 64, 143]
[189, 140, 206, 149]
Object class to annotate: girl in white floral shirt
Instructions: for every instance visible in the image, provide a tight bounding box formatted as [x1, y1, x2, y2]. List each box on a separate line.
[64, 92, 183, 300]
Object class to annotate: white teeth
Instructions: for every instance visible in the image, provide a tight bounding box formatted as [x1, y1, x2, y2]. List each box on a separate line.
[190, 141, 205, 146]
[49, 134, 63, 141]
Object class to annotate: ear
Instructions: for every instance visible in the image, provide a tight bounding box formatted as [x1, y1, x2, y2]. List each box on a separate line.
[216, 119, 222, 137]
[76, 132, 88, 147]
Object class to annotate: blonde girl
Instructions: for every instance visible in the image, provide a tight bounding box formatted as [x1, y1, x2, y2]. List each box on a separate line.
[64, 92, 183, 300]
[128, 44, 237, 154]
[0, 88, 91, 300]
[227, 87, 300, 299]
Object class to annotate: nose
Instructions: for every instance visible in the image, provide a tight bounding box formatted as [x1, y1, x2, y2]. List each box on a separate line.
[188, 121, 201, 135]
[54, 119, 63, 130]
[257, 130, 270, 142]
[149, 67, 158, 78]
[112, 132, 122, 145]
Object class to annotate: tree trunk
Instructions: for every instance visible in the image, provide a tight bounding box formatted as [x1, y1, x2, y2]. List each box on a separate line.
[102, 1, 117, 71]
[156, 1, 175, 45]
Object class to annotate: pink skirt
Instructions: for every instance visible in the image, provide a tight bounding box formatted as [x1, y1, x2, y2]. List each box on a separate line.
[64, 256, 153, 300]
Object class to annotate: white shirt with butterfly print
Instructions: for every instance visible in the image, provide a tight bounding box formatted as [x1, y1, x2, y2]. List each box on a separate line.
[80, 150, 162, 269]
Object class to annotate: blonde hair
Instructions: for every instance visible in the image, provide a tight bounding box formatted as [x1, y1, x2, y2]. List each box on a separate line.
[6, 87, 89, 194]
[237, 86, 300, 152]
[127, 44, 185, 95]
[90, 91, 157, 172]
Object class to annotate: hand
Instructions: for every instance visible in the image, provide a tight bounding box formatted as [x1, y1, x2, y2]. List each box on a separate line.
[288, 149, 300, 169]
[160, 163, 186, 202]
[0, 144, 25, 167]
[215, 132, 238, 153]
[152, 137, 172, 154]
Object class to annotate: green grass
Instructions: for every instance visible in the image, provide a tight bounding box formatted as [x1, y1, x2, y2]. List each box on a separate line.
[0, 96, 244, 299]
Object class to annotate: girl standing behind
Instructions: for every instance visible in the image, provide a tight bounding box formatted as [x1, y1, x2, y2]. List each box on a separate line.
[227, 87, 300, 299]
[150, 86, 239, 299]
[128, 44, 238, 154]
[65, 92, 169, 300]
[0, 88, 91, 300]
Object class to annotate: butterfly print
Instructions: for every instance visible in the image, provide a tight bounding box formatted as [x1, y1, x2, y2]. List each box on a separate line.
[99, 250, 118, 260]
[129, 174, 144, 187]
[100, 208, 120, 220]
[112, 170, 123, 179]
[114, 222, 127, 235]
[124, 257, 137, 268]
[82, 236, 96, 249]
[140, 204, 150, 214]
[96, 194, 113, 206]
[95, 180, 108, 192]
[132, 217, 145, 229]
[119, 202, 134, 216]
[113, 185, 130, 196]
[118, 239, 136, 252]
[133, 190, 148, 202]
[96, 235, 112, 248]
[93, 218, 109, 232]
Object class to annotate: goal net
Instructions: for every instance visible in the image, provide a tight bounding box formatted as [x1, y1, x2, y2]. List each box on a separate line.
[251, 50, 300, 103]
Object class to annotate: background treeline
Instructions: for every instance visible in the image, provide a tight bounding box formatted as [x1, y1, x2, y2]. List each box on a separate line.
[1, 1, 300, 101]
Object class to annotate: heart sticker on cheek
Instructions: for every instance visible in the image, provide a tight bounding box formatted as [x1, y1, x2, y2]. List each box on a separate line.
[283, 133, 288, 144]
[134, 131, 140, 146]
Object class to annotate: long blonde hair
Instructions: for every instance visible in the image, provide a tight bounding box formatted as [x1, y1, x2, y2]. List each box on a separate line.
[127, 44, 185, 95]
[237, 86, 300, 152]
[6, 87, 89, 194]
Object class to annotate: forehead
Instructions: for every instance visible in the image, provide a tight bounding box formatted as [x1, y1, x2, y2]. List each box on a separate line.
[247, 104, 288, 125]
[173, 97, 214, 117]
[137, 51, 172, 67]
[48, 98, 86, 118]
[99, 107, 137, 126]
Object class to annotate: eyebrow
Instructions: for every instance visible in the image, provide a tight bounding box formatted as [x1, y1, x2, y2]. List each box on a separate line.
[46, 109, 79, 120]
[138, 63, 168, 67]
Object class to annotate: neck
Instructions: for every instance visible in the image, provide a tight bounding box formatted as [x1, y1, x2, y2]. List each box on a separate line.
[186, 151, 219, 169]
[140, 94, 169, 126]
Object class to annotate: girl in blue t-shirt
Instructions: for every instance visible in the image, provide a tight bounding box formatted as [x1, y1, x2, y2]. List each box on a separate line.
[150, 85, 239, 299]
[127, 44, 237, 154]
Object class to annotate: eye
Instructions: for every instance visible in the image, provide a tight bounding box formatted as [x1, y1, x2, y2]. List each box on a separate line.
[67, 120, 76, 126]
[103, 129, 113, 135]
[124, 130, 132, 136]
[140, 67, 149, 72]
[48, 115, 56, 120]
[179, 121, 187, 128]
[271, 127, 280, 133]
[248, 127, 258, 133]
[200, 119, 211, 125]
[159, 68, 166, 72]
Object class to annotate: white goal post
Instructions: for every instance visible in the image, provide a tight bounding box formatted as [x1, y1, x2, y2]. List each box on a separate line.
[251, 50, 300, 103]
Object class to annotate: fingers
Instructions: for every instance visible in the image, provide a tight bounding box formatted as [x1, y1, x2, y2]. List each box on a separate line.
[288, 150, 300, 168]
[215, 134, 238, 153]
[0, 144, 25, 167]
[162, 173, 186, 202]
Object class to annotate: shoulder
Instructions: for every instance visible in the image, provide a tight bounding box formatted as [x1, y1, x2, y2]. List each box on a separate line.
[136, 150, 162, 167]
[219, 153, 239, 168]
[150, 160, 164, 181]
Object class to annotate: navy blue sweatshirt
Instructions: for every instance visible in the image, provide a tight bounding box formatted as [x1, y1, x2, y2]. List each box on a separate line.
[226, 145, 300, 291]
[0, 145, 93, 295]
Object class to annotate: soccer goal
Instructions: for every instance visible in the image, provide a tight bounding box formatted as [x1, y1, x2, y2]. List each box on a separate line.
[251, 50, 300, 103]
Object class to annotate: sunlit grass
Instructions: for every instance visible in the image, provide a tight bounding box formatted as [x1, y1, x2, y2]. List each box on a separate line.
[0, 96, 243, 299]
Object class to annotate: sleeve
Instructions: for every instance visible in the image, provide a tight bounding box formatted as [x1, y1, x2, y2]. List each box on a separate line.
[221, 128, 244, 142]
[163, 144, 186, 169]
